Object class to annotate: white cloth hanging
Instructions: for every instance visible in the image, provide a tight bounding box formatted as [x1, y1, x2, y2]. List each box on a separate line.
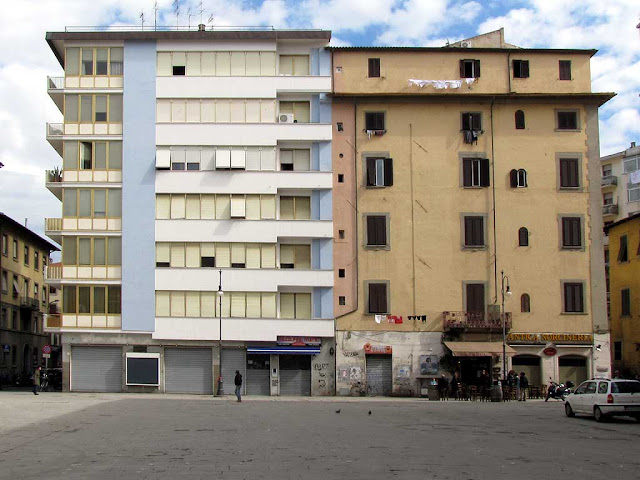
[629, 169, 640, 185]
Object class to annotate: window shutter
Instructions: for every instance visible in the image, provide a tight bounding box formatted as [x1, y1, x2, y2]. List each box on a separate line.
[480, 159, 490, 187]
[293, 149, 311, 171]
[367, 216, 377, 245]
[170, 291, 185, 317]
[280, 245, 294, 265]
[384, 158, 394, 186]
[230, 195, 245, 218]
[185, 244, 200, 268]
[230, 292, 246, 317]
[155, 292, 170, 316]
[246, 244, 261, 268]
[280, 293, 295, 318]
[617, 236, 627, 262]
[466, 284, 485, 312]
[510, 169, 518, 188]
[368, 284, 379, 313]
[200, 195, 215, 219]
[262, 293, 276, 318]
[170, 195, 185, 219]
[216, 243, 231, 268]
[462, 159, 472, 187]
[246, 293, 261, 318]
[216, 195, 231, 219]
[185, 195, 200, 219]
[245, 195, 261, 220]
[293, 102, 310, 123]
[518, 169, 527, 187]
[280, 150, 293, 168]
[474, 60, 481, 77]
[201, 243, 215, 264]
[459, 60, 465, 78]
[376, 216, 387, 246]
[260, 195, 276, 219]
[260, 53, 275, 76]
[366, 157, 376, 186]
[295, 245, 311, 269]
[231, 150, 246, 169]
[572, 218, 581, 246]
[294, 197, 311, 219]
[522, 61, 529, 78]
[295, 293, 312, 319]
[156, 243, 170, 264]
[200, 292, 215, 317]
[185, 291, 200, 317]
[156, 195, 170, 219]
[261, 244, 276, 268]
[280, 197, 294, 220]
[216, 149, 231, 169]
[464, 217, 473, 245]
[231, 243, 246, 265]
[170, 244, 185, 267]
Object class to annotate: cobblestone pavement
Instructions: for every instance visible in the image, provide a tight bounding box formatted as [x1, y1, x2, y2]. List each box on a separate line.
[0, 392, 639, 479]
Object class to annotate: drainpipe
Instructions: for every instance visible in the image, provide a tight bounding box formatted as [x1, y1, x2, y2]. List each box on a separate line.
[507, 52, 512, 93]
[490, 96, 498, 304]
[353, 97, 358, 314]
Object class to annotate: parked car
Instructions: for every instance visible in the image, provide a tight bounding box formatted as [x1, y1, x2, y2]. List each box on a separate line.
[564, 378, 640, 422]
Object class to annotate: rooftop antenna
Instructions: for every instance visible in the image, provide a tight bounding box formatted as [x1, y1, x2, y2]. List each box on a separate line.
[188, 6, 194, 29]
[154, 0, 159, 30]
[173, 0, 180, 27]
[140, 10, 145, 29]
[207, 13, 214, 28]
[198, 1, 204, 24]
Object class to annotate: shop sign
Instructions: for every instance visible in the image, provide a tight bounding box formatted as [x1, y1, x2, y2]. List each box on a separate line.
[364, 343, 392, 355]
[277, 336, 321, 346]
[543, 347, 557, 356]
[2, 345, 10, 353]
[507, 333, 592, 344]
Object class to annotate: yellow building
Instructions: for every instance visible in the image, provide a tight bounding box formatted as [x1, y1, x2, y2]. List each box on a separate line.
[0, 213, 58, 379]
[606, 213, 640, 377]
[331, 29, 613, 396]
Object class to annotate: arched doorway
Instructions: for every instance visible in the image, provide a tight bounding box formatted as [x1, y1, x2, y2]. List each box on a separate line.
[22, 344, 31, 374]
[558, 355, 588, 386]
[512, 354, 541, 387]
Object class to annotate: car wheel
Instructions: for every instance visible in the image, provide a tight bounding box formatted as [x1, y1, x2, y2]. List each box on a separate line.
[594, 407, 606, 422]
[565, 403, 575, 418]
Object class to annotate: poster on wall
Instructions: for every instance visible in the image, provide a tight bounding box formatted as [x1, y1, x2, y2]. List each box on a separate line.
[419, 355, 439, 376]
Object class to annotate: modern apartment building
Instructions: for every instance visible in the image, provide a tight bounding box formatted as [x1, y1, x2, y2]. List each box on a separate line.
[330, 29, 613, 396]
[44, 27, 335, 395]
[1, 213, 58, 380]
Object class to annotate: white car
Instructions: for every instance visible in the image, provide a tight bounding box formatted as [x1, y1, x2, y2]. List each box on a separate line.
[564, 378, 640, 422]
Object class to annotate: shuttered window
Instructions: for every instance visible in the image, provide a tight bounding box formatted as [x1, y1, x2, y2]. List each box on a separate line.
[466, 283, 485, 313]
[245, 195, 261, 220]
[216, 52, 230, 76]
[366, 215, 388, 247]
[366, 157, 394, 187]
[279, 55, 309, 76]
[170, 244, 185, 268]
[246, 244, 261, 268]
[280, 245, 295, 268]
[231, 243, 246, 267]
[201, 195, 216, 219]
[230, 195, 246, 218]
[460, 59, 481, 78]
[216, 195, 231, 219]
[280, 197, 294, 220]
[563, 282, 584, 313]
[462, 158, 490, 187]
[261, 244, 276, 268]
[170, 291, 185, 317]
[156, 291, 170, 316]
[559, 60, 571, 80]
[260, 195, 276, 219]
[262, 293, 276, 317]
[367, 283, 388, 314]
[621, 288, 631, 316]
[280, 293, 295, 318]
[156, 243, 170, 267]
[559, 158, 580, 188]
[464, 216, 485, 247]
[216, 243, 231, 268]
[368, 58, 381, 77]
[231, 292, 246, 317]
[512, 60, 529, 78]
[201, 243, 216, 268]
[185, 195, 200, 219]
[185, 291, 200, 317]
[279, 101, 310, 123]
[216, 293, 231, 317]
[201, 292, 215, 317]
[246, 293, 261, 318]
[185, 244, 200, 268]
[561, 217, 582, 248]
[295, 293, 312, 319]
[617, 235, 628, 262]
[170, 195, 185, 219]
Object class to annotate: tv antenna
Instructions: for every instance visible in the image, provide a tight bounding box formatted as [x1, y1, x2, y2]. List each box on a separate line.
[173, 0, 180, 27]
[153, 0, 159, 30]
[207, 13, 214, 28]
[198, 1, 204, 24]
[140, 10, 145, 29]
[188, 6, 195, 29]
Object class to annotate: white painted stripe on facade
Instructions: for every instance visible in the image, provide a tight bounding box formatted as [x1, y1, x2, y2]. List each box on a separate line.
[156, 123, 332, 146]
[152, 317, 334, 341]
[155, 219, 333, 242]
[155, 268, 334, 292]
[155, 171, 332, 194]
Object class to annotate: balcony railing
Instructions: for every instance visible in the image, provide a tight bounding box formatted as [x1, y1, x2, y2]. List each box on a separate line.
[47, 123, 64, 137]
[46, 264, 62, 280]
[45, 314, 62, 329]
[601, 175, 618, 187]
[20, 297, 40, 310]
[46, 169, 63, 183]
[45, 218, 63, 231]
[47, 76, 64, 90]
[443, 311, 512, 331]
[602, 204, 619, 216]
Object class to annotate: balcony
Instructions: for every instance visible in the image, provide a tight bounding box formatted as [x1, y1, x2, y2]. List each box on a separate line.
[20, 297, 40, 311]
[45, 168, 63, 200]
[45, 314, 62, 329]
[601, 175, 618, 189]
[47, 76, 64, 112]
[443, 311, 511, 332]
[602, 204, 619, 217]
[46, 123, 63, 156]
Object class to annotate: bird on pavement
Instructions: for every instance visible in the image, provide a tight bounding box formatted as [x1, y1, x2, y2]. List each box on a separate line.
[335, 409, 341, 414]
[368, 411, 372, 415]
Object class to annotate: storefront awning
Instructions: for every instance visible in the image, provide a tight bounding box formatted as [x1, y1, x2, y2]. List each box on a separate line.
[444, 341, 516, 357]
[247, 346, 321, 355]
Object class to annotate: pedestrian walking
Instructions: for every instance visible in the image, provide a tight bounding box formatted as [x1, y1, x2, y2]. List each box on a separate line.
[519, 372, 529, 401]
[234, 370, 242, 402]
[438, 374, 449, 400]
[479, 369, 490, 402]
[32, 366, 41, 395]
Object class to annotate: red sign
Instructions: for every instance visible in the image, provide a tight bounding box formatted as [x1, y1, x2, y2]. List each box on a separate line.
[42, 345, 52, 355]
[277, 336, 321, 346]
[387, 315, 403, 324]
[543, 347, 557, 356]
[364, 343, 392, 355]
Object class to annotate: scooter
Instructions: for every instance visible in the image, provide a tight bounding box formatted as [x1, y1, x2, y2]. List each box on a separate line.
[545, 379, 574, 401]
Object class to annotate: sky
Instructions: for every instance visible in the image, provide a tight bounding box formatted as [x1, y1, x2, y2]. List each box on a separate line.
[0, 0, 638, 241]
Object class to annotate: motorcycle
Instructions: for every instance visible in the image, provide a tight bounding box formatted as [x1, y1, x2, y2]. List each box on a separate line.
[545, 379, 574, 401]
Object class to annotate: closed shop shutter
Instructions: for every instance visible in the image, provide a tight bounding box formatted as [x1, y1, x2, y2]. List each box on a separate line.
[279, 355, 311, 396]
[165, 348, 212, 394]
[512, 355, 542, 387]
[559, 356, 588, 387]
[221, 348, 246, 395]
[71, 346, 122, 392]
[246, 354, 270, 395]
[366, 355, 392, 396]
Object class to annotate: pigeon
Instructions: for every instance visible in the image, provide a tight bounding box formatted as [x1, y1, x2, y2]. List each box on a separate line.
[335, 409, 341, 414]
[368, 411, 372, 415]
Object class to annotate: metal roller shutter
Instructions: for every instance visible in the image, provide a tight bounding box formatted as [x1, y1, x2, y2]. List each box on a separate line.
[246, 354, 270, 396]
[221, 348, 246, 395]
[559, 357, 588, 387]
[71, 346, 122, 392]
[165, 348, 213, 394]
[366, 355, 392, 396]
[279, 355, 311, 396]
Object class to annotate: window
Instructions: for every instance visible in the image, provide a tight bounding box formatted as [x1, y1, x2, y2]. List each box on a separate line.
[42, 286, 46, 305]
[338, 230, 345, 239]
[462, 158, 490, 187]
[559, 157, 580, 188]
[518, 227, 529, 246]
[1, 270, 7, 294]
[623, 155, 639, 174]
[614, 341, 622, 361]
[365, 112, 385, 131]
[12, 274, 18, 297]
[509, 169, 527, 188]
[1, 234, 6, 256]
[598, 381, 608, 394]
[279, 55, 309, 76]
[521, 293, 531, 312]
[280, 149, 310, 171]
[515, 110, 525, 129]
[617, 235, 628, 262]
[561, 217, 582, 248]
[279, 101, 310, 123]
[465, 283, 485, 313]
[82, 49, 94, 75]
[460, 59, 481, 78]
[67, 47, 123, 77]
[563, 282, 584, 313]
[279, 245, 311, 269]
[338, 269, 345, 278]
[557, 111, 578, 130]
[339, 296, 346, 306]
[559, 60, 571, 80]
[280, 293, 312, 319]
[366, 157, 393, 187]
[512, 60, 529, 78]
[463, 216, 485, 247]
[24, 246, 29, 265]
[12, 240, 17, 260]
[367, 282, 388, 314]
[368, 58, 380, 78]
[365, 215, 388, 248]
[172, 65, 186, 76]
[621, 288, 631, 317]
[279, 196, 310, 220]
[461, 112, 482, 131]
[337, 122, 344, 132]
[34, 283, 39, 300]
[34, 251, 39, 270]
[338, 174, 344, 183]
[602, 164, 612, 177]
[603, 192, 614, 206]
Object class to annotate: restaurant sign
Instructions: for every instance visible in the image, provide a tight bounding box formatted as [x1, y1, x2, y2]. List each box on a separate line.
[507, 333, 592, 344]
[277, 336, 321, 346]
[364, 343, 393, 355]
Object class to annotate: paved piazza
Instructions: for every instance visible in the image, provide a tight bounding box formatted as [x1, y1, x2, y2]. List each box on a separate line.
[0, 393, 638, 479]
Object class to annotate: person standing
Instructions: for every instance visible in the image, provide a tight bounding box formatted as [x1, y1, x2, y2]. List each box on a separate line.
[479, 369, 490, 402]
[234, 370, 243, 402]
[437, 374, 449, 400]
[450, 371, 460, 400]
[514, 370, 521, 401]
[519, 372, 529, 401]
[32, 366, 41, 395]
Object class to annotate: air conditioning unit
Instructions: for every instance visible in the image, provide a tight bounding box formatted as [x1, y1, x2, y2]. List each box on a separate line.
[460, 41, 472, 48]
[279, 113, 295, 123]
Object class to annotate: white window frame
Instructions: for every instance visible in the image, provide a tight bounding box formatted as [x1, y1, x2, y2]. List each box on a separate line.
[125, 352, 160, 386]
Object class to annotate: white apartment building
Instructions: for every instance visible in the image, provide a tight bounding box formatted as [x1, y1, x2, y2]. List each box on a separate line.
[44, 27, 335, 395]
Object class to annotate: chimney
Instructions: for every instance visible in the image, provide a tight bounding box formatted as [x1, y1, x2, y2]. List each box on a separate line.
[631, 142, 636, 148]
[198, 23, 206, 31]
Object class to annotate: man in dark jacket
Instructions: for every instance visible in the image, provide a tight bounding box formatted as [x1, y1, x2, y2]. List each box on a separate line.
[519, 372, 529, 401]
[234, 370, 243, 402]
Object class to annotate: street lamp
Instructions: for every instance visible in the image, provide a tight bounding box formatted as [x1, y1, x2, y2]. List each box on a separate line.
[501, 270, 512, 382]
[216, 269, 224, 396]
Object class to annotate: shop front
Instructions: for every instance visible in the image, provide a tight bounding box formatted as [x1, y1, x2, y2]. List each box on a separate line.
[443, 341, 516, 386]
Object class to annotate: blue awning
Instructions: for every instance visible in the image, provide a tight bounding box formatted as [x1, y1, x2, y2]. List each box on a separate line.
[247, 346, 321, 355]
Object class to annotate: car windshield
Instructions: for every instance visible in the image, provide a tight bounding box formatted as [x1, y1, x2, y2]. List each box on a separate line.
[611, 382, 640, 393]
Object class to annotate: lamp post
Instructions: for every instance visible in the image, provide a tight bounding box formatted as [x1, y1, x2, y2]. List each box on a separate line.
[216, 269, 224, 396]
[500, 270, 512, 381]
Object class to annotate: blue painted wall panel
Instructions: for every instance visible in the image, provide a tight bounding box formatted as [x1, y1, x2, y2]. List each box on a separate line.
[319, 49, 331, 76]
[121, 41, 156, 332]
[311, 143, 320, 171]
[319, 190, 332, 221]
[310, 48, 319, 76]
[311, 94, 320, 123]
[318, 141, 331, 172]
[313, 287, 334, 319]
[319, 93, 332, 124]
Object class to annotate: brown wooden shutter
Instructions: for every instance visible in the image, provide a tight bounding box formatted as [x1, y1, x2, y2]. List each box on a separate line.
[473, 217, 484, 245]
[384, 158, 393, 186]
[369, 283, 386, 313]
[464, 217, 473, 245]
[366, 157, 376, 186]
[480, 158, 490, 187]
[510, 169, 518, 188]
[522, 61, 529, 78]
[459, 60, 465, 78]
[618, 235, 628, 262]
[466, 283, 485, 312]
[463, 159, 473, 186]
[473, 60, 481, 77]
[519, 227, 528, 246]
[375, 216, 386, 246]
[366, 216, 376, 245]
